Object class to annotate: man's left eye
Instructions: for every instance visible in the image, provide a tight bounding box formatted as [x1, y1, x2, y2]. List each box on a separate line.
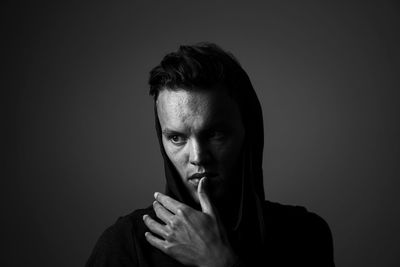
[209, 131, 226, 140]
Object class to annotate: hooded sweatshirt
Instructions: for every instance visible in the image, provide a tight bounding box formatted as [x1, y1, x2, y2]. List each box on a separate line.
[86, 78, 335, 267]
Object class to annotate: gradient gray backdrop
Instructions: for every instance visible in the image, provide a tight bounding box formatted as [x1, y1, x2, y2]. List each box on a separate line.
[4, 1, 399, 266]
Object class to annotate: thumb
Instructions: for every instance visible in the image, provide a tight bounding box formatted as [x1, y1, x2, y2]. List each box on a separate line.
[198, 177, 216, 218]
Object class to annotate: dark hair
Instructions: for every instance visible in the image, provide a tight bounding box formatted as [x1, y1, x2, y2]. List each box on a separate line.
[148, 42, 251, 100]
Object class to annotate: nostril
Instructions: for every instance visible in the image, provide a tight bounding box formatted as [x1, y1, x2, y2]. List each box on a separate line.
[189, 139, 212, 166]
[189, 150, 211, 166]
[189, 151, 205, 166]
[189, 152, 202, 165]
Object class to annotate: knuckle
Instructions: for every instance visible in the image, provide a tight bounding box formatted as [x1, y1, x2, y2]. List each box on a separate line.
[153, 201, 161, 210]
[169, 217, 179, 229]
[176, 208, 184, 216]
[146, 216, 153, 224]
[153, 206, 160, 215]
[146, 220, 155, 229]
[164, 231, 171, 239]
[164, 230, 174, 240]
[176, 206, 187, 216]
[163, 242, 172, 252]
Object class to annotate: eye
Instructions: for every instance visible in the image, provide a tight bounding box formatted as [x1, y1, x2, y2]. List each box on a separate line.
[209, 131, 226, 140]
[169, 135, 186, 145]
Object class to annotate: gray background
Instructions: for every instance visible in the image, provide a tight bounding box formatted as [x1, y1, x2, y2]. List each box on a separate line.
[4, 1, 399, 266]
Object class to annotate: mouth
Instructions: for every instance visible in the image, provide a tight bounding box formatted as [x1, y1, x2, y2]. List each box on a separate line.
[188, 172, 218, 186]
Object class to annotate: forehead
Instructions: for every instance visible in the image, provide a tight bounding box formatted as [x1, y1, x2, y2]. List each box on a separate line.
[156, 87, 242, 131]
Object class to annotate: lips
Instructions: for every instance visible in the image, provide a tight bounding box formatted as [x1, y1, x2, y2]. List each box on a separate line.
[188, 172, 218, 187]
[188, 172, 218, 180]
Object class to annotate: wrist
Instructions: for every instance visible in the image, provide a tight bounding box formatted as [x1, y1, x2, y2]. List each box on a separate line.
[216, 245, 238, 267]
[229, 258, 243, 267]
[201, 244, 237, 267]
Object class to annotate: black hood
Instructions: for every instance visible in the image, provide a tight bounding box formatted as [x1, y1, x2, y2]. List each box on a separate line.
[153, 76, 266, 257]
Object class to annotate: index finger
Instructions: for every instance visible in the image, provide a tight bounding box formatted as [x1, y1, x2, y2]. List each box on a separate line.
[154, 192, 187, 215]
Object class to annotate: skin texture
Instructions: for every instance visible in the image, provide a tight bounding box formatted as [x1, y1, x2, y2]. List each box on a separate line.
[156, 87, 245, 204]
[143, 87, 245, 267]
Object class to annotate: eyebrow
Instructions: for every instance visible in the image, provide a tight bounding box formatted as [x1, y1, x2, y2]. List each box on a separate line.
[162, 129, 183, 135]
[162, 122, 231, 136]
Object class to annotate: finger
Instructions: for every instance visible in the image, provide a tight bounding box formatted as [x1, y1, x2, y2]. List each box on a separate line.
[198, 177, 216, 218]
[143, 214, 169, 239]
[198, 178, 229, 242]
[144, 231, 168, 252]
[154, 192, 187, 215]
[153, 200, 174, 224]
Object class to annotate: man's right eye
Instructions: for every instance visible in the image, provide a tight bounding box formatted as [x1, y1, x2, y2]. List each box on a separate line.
[169, 135, 186, 145]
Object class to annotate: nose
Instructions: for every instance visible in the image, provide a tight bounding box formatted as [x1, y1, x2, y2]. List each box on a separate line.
[189, 138, 210, 166]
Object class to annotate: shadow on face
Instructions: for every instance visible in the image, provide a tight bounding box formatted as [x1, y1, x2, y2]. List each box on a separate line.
[156, 86, 245, 203]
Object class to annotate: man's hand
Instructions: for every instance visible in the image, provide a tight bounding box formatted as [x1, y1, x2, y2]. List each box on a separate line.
[143, 178, 237, 267]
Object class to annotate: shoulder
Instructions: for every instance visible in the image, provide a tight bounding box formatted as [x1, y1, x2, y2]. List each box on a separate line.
[263, 200, 333, 240]
[264, 200, 330, 229]
[85, 206, 153, 267]
[98, 206, 152, 245]
[263, 201, 335, 266]
[112, 206, 153, 235]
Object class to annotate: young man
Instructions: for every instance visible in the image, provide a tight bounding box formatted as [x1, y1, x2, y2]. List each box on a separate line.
[86, 43, 335, 267]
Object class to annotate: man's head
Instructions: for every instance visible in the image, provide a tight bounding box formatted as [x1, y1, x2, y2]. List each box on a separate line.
[149, 43, 246, 101]
[149, 43, 258, 205]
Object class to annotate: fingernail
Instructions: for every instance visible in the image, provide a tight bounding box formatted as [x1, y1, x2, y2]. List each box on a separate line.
[198, 178, 204, 190]
[143, 214, 148, 220]
[154, 192, 159, 199]
[153, 200, 157, 206]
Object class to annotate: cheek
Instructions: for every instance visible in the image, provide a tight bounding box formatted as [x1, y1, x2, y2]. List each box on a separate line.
[162, 140, 187, 173]
[215, 139, 243, 167]
[225, 131, 245, 157]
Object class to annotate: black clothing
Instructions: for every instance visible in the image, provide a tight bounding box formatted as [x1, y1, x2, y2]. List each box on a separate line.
[86, 201, 335, 267]
[87, 48, 335, 266]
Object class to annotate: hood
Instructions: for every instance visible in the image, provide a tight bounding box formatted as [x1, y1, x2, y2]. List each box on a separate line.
[153, 76, 266, 255]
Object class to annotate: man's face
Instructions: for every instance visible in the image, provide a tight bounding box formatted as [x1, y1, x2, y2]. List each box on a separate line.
[156, 87, 245, 204]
